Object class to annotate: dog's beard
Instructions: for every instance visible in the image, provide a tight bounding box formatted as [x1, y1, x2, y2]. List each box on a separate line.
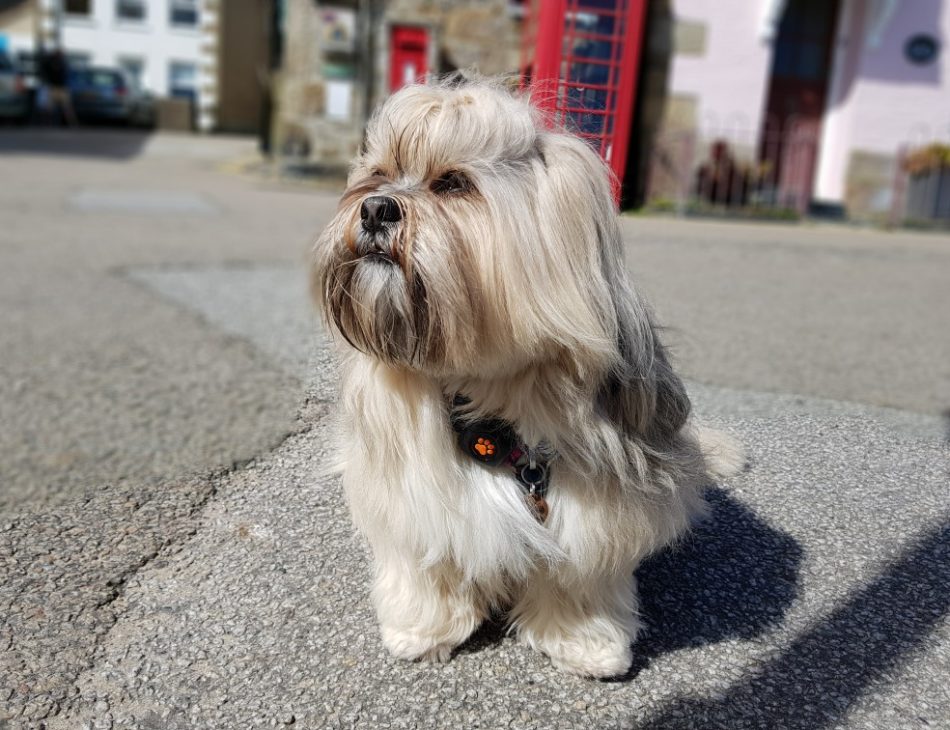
[319, 198, 482, 370]
[327, 251, 415, 362]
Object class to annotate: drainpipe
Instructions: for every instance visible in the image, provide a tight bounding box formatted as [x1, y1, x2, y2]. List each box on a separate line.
[357, 0, 382, 124]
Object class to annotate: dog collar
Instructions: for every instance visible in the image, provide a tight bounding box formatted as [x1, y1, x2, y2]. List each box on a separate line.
[449, 396, 551, 523]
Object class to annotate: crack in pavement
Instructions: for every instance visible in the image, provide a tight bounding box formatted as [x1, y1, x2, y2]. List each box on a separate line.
[0, 406, 329, 727]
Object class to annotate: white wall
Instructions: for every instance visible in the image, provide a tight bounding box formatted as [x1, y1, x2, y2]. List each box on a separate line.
[59, 0, 217, 129]
[667, 0, 775, 147]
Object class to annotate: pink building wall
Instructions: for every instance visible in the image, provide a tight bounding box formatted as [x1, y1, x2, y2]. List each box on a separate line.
[667, 0, 774, 147]
[667, 0, 950, 213]
[816, 0, 950, 203]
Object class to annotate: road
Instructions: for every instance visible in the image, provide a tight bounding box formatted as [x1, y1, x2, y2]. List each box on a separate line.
[1, 129, 948, 729]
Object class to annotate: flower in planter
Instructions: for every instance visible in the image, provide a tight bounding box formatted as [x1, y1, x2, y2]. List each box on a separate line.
[903, 143, 950, 176]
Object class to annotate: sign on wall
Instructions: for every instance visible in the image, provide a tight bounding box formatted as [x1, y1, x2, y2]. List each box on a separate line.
[320, 8, 356, 54]
[904, 34, 940, 65]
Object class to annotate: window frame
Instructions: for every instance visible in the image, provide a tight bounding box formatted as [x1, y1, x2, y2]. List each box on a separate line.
[169, 0, 200, 28]
[115, 0, 147, 24]
[63, 0, 93, 17]
[116, 55, 145, 89]
[168, 60, 198, 101]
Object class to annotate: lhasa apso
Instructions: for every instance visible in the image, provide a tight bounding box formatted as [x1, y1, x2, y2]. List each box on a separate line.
[312, 78, 742, 678]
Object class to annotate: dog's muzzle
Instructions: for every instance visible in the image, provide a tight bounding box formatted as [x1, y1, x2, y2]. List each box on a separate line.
[356, 195, 401, 262]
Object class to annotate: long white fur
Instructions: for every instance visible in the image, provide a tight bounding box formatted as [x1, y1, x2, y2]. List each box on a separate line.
[313, 78, 742, 677]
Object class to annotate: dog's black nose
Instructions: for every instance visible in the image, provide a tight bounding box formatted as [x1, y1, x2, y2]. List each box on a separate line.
[361, 195, 401, 233]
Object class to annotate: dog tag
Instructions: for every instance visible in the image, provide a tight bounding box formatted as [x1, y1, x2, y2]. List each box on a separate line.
[526, 492, 549, 523]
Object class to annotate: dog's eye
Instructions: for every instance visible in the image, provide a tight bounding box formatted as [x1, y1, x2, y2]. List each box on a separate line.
[430, 171, 472, 196]
[371, 168, 387, 178]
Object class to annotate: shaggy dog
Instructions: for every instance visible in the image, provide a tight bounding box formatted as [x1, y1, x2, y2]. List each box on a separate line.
[312, 78, 741, 678]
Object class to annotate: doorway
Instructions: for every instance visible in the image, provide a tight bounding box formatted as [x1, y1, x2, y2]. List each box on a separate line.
[760, 0, 840, 211]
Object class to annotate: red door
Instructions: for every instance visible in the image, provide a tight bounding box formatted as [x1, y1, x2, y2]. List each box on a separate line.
[390, 26, 429, 93]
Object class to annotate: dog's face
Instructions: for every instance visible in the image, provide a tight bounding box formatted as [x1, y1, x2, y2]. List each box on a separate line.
[313, 80, 623, 379]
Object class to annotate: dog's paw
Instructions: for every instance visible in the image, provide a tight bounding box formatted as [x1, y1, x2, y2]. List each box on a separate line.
[537, 635, 633, 679]
[381, 627, 456, 664]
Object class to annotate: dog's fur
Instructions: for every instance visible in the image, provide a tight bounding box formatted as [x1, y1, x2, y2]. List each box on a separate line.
[312, 78, 742, 677]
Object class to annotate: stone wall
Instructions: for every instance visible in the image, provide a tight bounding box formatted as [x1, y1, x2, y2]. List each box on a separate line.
[386, 0, 518, 70]
[844, 151, 897, 224]
[274, 0, 521, 170]
[0, 0, 37, 42]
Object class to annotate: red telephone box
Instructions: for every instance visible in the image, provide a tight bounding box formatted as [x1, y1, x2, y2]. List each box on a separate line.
[390, 26, 430, 93]
[520, 0, 647, 198]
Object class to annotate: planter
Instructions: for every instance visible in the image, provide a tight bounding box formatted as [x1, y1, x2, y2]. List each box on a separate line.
[906, 165, 950, 221]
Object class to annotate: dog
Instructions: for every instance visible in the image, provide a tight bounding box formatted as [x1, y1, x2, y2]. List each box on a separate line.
[311, 77, 742, 678]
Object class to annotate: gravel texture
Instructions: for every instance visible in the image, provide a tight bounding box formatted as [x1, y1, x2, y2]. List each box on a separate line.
[25, 375, 949, 730]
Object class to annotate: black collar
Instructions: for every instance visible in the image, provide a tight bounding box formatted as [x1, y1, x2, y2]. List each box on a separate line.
[449, 395, 552, 522]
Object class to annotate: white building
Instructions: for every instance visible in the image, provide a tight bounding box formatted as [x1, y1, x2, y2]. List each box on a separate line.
[34, 0, 218, 129]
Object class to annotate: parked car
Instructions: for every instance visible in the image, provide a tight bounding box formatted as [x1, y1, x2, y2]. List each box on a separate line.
[68, 66, 155, 127]
[14, 50, 40, 112]
[0, 52, 30, 123]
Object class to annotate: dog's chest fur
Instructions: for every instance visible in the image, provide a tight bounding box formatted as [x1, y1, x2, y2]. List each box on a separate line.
[338, 352, 566, 583]
[336, 352, 699, 588]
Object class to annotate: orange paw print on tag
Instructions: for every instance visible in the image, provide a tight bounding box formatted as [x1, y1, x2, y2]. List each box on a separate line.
[473, 437, 495, 457]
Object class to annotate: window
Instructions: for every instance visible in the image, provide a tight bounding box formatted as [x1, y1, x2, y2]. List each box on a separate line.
[117, 56, 144, 89]
[74, 69, 126, 90]
[64, 0, 92, 15]
[66, 52, 92, 69]
[116, 0, 146, 22]
[170, 0, 199, 27]
[169, 61, 197, 101]
[16, 51, 38, 78]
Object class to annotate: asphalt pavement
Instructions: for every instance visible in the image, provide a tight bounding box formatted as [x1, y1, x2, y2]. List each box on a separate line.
[1, 129, 948, 729]
[0, 130, 335, 512]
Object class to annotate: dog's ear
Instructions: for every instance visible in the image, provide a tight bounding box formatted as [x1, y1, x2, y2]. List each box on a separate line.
[535, 131, 691, 446]
[523, 132, 620, 365]
[598, 320, 692, 447]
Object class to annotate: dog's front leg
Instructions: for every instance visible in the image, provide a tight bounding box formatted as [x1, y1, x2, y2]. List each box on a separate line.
[372, 550, 484, 664]
[512, 566, 640, 678]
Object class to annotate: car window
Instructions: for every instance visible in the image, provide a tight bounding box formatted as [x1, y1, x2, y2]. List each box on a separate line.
[17, 52, 37, 74]
[74, 69, 125, 88]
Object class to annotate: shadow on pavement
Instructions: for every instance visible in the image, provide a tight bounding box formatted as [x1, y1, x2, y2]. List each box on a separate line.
[458, 488, 804, 671]
[0, 128, 152, 160]
[629, 487, 802, 675]
[642, 518, 950, 729]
